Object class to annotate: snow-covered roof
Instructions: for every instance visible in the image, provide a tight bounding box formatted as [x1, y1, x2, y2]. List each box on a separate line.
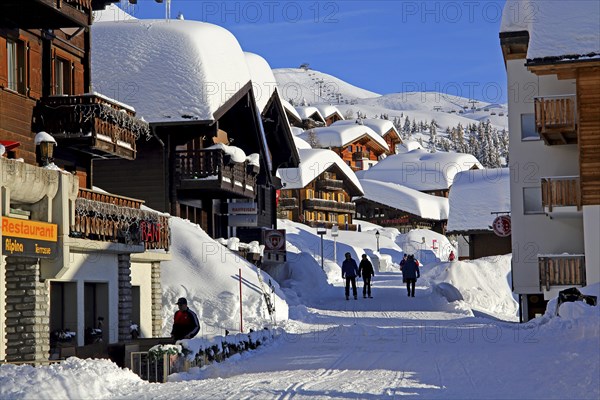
[297, 124, 389, 152]
[292, 135, 312, 150]
[333, 118, 399, 138]
[357, 179, 448, 220]
[397, 140, 423, 153]
[92, 20, 251, 123]
[278, 148, 363, 195]
[290, 126, 304, 136]
[500, 0, 600, 61]
[447, 168, 511, 233]
[295, 106, 325, 122]
[244, 52, 278, 113]
[313, 104, 343, 120]
[357, 149, 482, 191]
[281, 98, 302, 123]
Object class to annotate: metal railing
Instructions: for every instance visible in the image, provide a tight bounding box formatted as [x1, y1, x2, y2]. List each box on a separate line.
[541, 176, 581, 212]
[539, 254, 586, 291]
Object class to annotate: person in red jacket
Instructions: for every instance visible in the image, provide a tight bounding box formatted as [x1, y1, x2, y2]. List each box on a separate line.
[170, 297, 200, 341]
[449, 251, 456, 262]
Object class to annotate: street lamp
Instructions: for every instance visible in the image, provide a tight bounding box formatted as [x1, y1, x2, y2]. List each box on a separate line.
[375, 230, 380, 252]
[317, 224, 327, 270]
[35, 131, 56, 167]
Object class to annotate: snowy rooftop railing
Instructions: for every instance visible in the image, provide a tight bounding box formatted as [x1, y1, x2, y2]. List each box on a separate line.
[539, 254, 586, 291]
[36, 93, 150, 160]
[72, 188, 170, 250]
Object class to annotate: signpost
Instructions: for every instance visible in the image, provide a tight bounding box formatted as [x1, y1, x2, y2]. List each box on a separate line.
[331, 224, 339, 262]
[316, 224, 326, 270]
[492, 215, 512, 237]
[1, 217, 58, 258]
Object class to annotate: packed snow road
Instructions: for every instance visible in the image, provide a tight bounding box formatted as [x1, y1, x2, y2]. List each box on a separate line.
[107, 272, 598, 400]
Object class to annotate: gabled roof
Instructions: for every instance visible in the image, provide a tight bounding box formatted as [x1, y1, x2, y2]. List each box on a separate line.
[356, 179, 448, 220]
[278, 148, 363, 196]
[281, 99, 302, 125]
[333, 118, 400, 140]
[447, 168, 510, 233]
[92, 20, 251, 123]
[500, 0, 600, 63]
[313, 104, 344, 120]
[295, 106, 326, 123]
[261, 88, 300, 171]
[356, 149, 482, 191]
[244, 52, 278, 113]
[297, 124, 389, 153]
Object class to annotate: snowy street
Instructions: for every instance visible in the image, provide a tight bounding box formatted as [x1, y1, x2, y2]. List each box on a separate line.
[103, 271, 597, 400]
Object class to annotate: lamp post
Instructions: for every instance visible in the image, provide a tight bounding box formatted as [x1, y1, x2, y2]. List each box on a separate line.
[317, 224, 327, 270]
[35, 131, 56, 167]
[375, 230, 380, 252]
[331, 224, 339, 262]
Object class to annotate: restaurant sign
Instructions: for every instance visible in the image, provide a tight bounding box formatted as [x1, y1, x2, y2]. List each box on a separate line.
[2, 217, 58, 258]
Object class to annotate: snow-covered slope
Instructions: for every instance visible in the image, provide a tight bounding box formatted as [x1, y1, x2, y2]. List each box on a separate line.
[274, 68, 380, 105]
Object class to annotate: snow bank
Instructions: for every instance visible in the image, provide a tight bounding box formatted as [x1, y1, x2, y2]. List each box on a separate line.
[423, 255, 519, 321]
[395, 229, 456, 265]
[161, 217, 288, 336]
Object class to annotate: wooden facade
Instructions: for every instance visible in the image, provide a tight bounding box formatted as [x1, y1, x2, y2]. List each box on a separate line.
[335, 139, 388, 172]
[382, 128, 401, 155]
[279, 170, 359, 231]
[354, 197, 446, 234]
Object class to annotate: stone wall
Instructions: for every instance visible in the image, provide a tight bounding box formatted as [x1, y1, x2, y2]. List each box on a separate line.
[118, 254, 132, 342]
[4, 256, 49, 362]
[151, 261, 163, 337]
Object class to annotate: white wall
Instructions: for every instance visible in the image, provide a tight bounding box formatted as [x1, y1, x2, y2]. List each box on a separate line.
[506, 59, 583, 295]
[583, 206, 600, 286]
[130, 262, 153, 338]
[53, 251, 119, 345]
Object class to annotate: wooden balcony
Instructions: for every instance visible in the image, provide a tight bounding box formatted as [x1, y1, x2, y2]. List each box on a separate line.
[315, 178, 344, 192]
[306, 220, 357, 231]
[175, 149, 257, 198]
[539, 254, 586, 291]
[0, 0, 111, 28]
[72, 188, 170, 250]
[534, 95, 577, 145]
[541, 176, 582, 215]
[352, 151, 370, 161]
[36, 93, 149, 160]
[303, 198, 356, 213]
[278, 197, 297, 210]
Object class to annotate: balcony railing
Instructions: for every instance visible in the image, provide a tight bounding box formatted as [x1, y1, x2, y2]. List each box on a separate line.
[72, 189, 170, 250]
[175, 149, 257, 197]
[306, 220, 357, 231]
[64, 0, 92, 10]
[303, 198, 356, 213]
[539, 254, 586, 291]
[352, 151, 370, 161]
[36, 93, 149, 160]
[315, 178, 344, 192]
[278, 197, 297, 210]
[534, 95, 577, 145]
[541, 176, 581, 213]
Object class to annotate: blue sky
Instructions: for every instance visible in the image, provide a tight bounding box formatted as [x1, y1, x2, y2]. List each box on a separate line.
[116, 0, 508, 102]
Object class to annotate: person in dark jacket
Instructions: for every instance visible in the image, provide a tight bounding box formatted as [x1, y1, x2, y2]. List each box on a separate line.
[341, 252, 359, 300]
[400, 255, 420, 297]
[358, 254, 375, 298]
[171, 297, 200, 341]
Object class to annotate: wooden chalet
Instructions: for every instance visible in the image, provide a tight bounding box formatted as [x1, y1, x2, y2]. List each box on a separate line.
[0, 1, 170, 364]
[298, 124, 390, 172]
[333, 118, 402, 155]
[278, 148, 363, 231]
[314, 104, 344, 126]
[91, 20, 298, 246]
[294, 106, 326, 129]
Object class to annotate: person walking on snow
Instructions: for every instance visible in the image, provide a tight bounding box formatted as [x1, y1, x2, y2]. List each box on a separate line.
[358, 254, 375, 298]
[341, 252, 359, 300]
[401, 255, 420, 297]
[449, 251, 456, 262]
[170, 297, 200, 341]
